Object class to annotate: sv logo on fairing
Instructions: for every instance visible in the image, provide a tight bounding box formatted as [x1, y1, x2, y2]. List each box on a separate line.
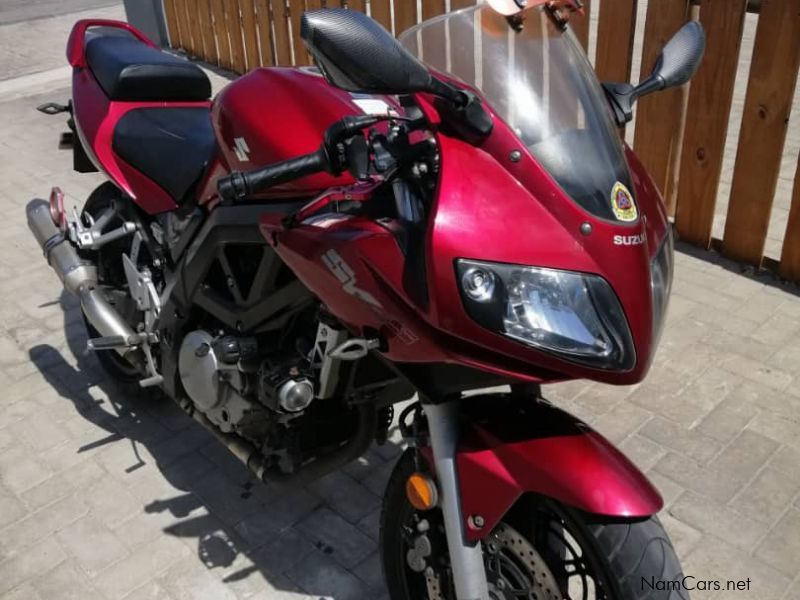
[322, 249, 383, 308]
[613, 233, 647, 246]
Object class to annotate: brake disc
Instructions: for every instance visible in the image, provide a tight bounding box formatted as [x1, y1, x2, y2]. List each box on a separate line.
[485, 522, 563, 600]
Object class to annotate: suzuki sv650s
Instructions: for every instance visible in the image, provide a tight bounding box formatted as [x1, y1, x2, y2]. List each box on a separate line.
[28, 3, 705, 599]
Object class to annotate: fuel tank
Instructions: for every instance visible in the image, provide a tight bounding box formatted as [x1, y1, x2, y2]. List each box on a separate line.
[211, 67, 397, 198]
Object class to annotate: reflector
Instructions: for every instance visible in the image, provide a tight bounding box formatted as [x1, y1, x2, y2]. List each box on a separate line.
[49, 186, 66, 232]
[405, 473, 438, 511]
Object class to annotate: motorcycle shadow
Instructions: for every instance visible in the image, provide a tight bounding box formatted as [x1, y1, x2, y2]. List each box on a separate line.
[27, 289, 396, 599]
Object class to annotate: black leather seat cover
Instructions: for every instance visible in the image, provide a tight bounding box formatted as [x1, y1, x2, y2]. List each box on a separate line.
[85, 36, 211, 102]
[113, 107, 216, 202]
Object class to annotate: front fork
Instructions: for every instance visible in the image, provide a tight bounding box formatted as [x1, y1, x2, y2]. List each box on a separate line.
[425, 400, 490, 600]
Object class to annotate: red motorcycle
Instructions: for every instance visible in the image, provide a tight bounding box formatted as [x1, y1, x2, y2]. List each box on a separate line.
[28, 2, 704, 598]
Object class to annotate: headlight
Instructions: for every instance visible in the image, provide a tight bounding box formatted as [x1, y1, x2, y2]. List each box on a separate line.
[456, 260, 636, 371]
[651, 229, 674, 344]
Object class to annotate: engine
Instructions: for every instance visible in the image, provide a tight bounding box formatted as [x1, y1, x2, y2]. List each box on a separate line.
[177, 329, 316, 440]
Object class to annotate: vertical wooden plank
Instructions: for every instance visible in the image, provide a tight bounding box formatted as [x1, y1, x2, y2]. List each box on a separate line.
[198, 0, 219, 64]
[594, 0, 638, 83]
[240, 0, 260, 70]
[450, 0, 477, 9]
[449, 0, 476, 83]
[288, 0, 307, 65]
[395, 1, 418, 34]
[163, 0, 182, 47]
[633, 0, 690, 211]
[674, 0, 748, 248]
[271, 0, 293, 65]
[721, 0, 800, 266]
[422, 0, 447, 21]
[212, 0, 233, 68]
[174, 0, 193, 52]
[256, 0, 275, 66]
[571, 0, 590, 51]
[188, 0, 208, 57]
[779, 157, 800, 281]
[370, 0, 392, 32]
[226, 1, 247, 72]
[346, 0, 366, 12]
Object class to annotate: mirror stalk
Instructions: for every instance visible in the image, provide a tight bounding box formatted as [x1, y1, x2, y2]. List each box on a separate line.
[602, 77, 663, 127]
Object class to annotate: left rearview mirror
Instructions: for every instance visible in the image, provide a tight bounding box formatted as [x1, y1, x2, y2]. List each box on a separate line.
[301, 9, 440, 97]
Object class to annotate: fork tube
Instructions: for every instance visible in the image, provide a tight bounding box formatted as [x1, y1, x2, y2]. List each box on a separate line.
[424, 400, 490, 600]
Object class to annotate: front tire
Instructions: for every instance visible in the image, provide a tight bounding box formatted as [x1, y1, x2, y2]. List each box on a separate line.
[381, 449, 688, 600]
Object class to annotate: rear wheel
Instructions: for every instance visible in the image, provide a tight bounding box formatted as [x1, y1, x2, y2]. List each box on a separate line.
[381, 449, 688, 600]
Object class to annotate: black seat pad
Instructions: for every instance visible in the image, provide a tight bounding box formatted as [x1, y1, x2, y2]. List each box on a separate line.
[113, 107, 215, 202]
[86, 36, 211, 102]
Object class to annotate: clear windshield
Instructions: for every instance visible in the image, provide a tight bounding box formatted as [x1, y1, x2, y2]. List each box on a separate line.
[400, 5, 634, 222]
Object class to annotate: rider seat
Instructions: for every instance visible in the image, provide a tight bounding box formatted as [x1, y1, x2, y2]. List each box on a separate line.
[112, 107, 216, 202]
[85, 35, 211, 102]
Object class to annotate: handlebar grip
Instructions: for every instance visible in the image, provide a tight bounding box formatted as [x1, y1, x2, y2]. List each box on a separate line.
[218, 150, 327, 202]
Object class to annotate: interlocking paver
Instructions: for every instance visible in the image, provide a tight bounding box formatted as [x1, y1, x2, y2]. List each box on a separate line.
[295, 507, 376, 570]
[755, 509, 800, 579]
[669, 491, 765, 551]
[731, 467, 800, 526]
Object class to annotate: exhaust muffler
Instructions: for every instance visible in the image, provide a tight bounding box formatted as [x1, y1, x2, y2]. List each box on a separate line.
[26, 198, 138, 350]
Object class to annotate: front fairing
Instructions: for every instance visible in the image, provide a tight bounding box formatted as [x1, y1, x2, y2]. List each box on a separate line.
[403, 6, 670, 384]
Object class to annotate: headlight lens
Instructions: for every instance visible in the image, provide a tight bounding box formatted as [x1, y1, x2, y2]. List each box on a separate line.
[456, 260, 635, 371]
[651, 229, 675, 344]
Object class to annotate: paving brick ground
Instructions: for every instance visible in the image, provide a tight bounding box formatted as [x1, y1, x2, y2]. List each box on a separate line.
[1, 4, 800, 600]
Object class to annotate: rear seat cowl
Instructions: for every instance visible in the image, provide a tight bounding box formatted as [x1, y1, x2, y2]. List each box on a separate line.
[85, 36, 211, 102]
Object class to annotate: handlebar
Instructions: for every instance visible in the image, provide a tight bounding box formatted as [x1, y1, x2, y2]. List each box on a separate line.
[217, 150, 327, 202]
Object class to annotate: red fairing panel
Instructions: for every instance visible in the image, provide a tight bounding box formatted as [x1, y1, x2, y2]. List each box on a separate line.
[414, 92, 669, 385]
[454, 400, 663, 543]
[260, 207, 562, 381]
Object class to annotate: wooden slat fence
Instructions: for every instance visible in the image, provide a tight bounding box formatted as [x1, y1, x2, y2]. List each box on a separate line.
[163, 0, 800, 284]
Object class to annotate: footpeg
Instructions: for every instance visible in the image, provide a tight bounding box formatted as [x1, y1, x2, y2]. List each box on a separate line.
[86, 335, 132, 352]
[328, 338, 380, 361]
[139, 374, 164, 388]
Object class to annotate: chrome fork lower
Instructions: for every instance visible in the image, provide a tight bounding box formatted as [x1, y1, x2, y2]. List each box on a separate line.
[424, 400, 490, 600]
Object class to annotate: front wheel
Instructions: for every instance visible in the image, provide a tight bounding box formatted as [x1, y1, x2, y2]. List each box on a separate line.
[381, 450, 688, 600]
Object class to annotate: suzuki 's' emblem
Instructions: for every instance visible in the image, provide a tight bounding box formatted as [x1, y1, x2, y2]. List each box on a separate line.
[233, 137, 250, 162]
[322, 249, 382, 308]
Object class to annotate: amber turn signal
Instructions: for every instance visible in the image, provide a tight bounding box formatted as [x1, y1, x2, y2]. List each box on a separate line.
[405, 473, 438, 511]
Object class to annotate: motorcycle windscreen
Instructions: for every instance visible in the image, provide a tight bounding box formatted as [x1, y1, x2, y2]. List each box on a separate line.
[400, 5, 634, 223]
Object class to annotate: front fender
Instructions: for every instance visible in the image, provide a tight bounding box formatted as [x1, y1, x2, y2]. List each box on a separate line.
[454, 397, 663, 542]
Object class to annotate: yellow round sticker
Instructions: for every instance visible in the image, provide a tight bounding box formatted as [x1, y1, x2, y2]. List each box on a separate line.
[610, 182, 638, 222]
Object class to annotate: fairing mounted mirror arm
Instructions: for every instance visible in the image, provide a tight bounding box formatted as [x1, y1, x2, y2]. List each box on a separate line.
[300, 8, 493, 138]
[602, 21, 706, 126]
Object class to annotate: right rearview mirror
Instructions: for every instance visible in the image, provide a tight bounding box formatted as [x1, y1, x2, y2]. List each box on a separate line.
[602, 21, 706, 126]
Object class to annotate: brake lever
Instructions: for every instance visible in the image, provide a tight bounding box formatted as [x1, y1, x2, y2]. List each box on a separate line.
[281, 179, 387, 230]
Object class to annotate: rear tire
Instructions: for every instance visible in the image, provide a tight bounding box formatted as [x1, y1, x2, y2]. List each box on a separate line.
[381, 449, 688, 600]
